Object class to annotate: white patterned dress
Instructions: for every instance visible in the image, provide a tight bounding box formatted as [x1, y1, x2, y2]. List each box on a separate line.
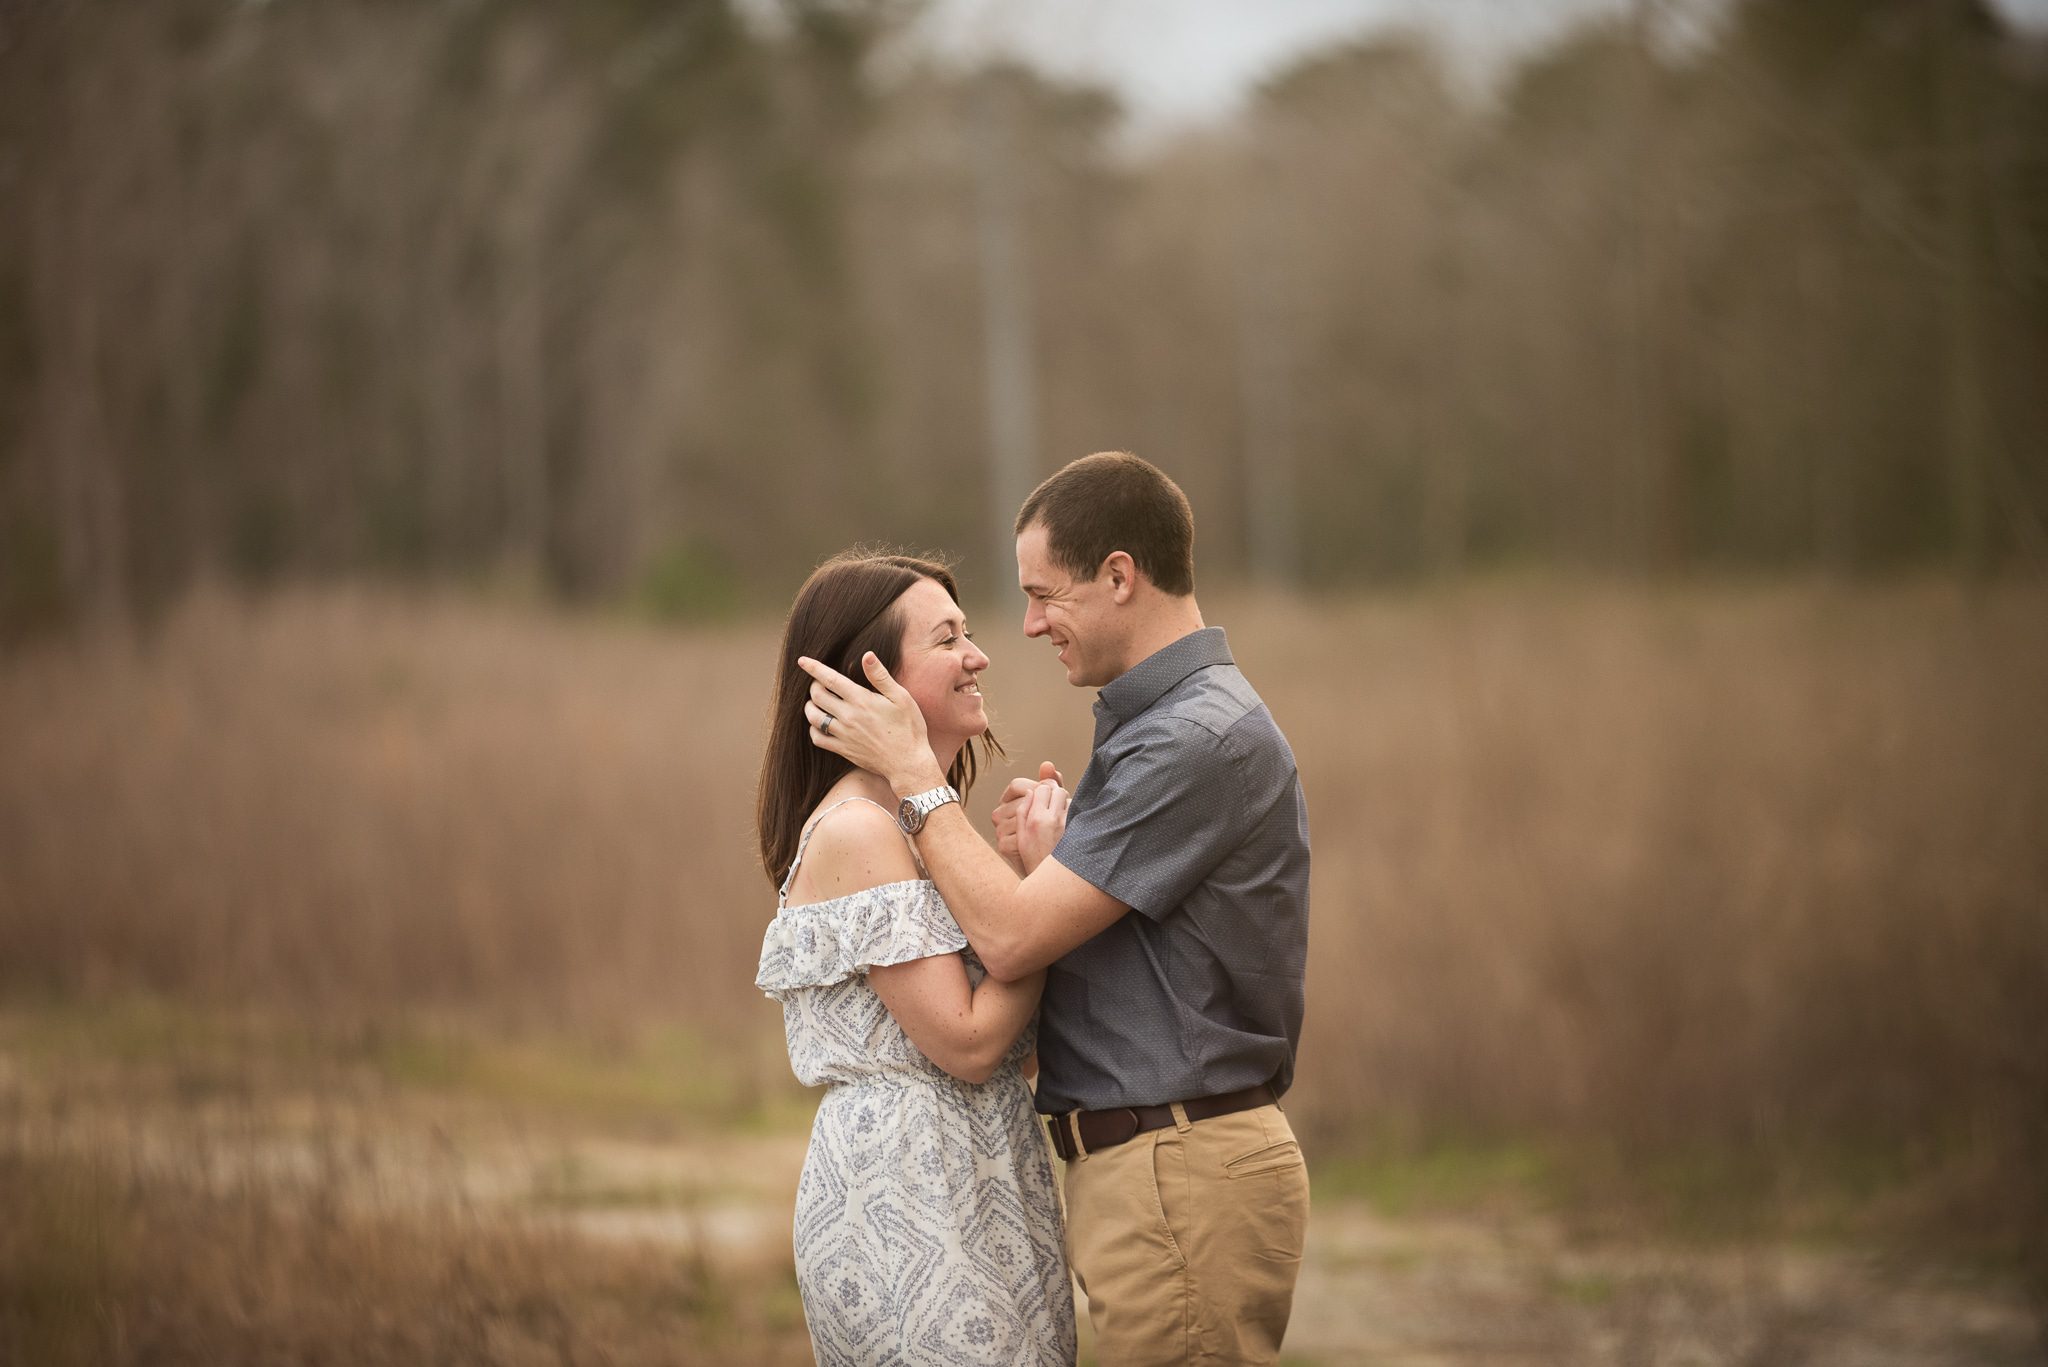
[756, 798, 1076, 1366]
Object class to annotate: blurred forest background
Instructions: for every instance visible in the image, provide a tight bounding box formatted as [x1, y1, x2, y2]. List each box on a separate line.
[4, 0, 2048, 1361]
[4, 0, 2046, 632]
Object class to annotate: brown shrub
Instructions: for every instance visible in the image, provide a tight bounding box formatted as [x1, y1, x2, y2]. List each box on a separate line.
[2, 581, 2043, 1271]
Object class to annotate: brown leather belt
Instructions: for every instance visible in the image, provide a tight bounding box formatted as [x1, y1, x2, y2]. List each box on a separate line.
[1045, 1083, 1277, 1162]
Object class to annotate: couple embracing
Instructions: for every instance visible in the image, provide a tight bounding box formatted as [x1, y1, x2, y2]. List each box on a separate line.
[755, 452, 1312, 1365]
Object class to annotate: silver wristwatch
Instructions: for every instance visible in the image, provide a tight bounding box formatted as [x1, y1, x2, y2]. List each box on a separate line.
[896, 784, 960, 835]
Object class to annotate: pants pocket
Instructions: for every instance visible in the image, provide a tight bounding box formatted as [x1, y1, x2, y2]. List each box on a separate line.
[1223, 1137, 1304, 1179]
[1150, 1131, 1206, 1358]
[1150, 1131, 1191, 1269]
[1160, 1112, 1309, 1362]
[1067, 1136, 1195, 1367]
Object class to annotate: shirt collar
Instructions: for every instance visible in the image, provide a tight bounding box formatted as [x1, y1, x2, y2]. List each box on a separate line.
[1093, 627, 1233, 730]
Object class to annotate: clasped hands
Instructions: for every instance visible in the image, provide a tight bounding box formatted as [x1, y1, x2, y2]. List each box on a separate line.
[798, 651, 1070, 874]
[992, 761, 1069, 876]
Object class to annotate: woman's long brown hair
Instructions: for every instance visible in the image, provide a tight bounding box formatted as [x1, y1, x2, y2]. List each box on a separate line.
[756, 550, 1002, 889]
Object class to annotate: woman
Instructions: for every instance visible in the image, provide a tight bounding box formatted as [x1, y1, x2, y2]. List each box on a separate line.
[755, 550, 1075, 1366]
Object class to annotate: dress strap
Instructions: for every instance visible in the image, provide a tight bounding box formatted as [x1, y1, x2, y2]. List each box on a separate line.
[778, 796, 926, 906]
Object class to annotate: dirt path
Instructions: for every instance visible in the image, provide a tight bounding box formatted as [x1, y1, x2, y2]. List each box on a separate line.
[1285, 1203, 2041, 1367]
[7, 1090, 2040, 1365]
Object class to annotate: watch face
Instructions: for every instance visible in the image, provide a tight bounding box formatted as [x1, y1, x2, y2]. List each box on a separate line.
[896, 787, 956, 835]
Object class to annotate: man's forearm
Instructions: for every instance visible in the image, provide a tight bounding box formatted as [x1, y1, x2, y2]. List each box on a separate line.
[909, 803, 1040, 981]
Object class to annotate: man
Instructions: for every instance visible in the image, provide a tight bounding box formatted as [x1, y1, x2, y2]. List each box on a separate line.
[798, 451, 1310, 1364]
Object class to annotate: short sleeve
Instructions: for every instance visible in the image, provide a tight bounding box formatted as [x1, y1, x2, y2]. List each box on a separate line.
[1052, 720, 1240, 921]
[755, 881, 966, 999]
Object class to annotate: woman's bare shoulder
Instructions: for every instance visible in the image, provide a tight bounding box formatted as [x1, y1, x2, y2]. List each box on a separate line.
[795, 794, 921, 901]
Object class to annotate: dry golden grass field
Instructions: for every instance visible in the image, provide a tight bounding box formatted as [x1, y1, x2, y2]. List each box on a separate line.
[2, 581, 2045, 1363]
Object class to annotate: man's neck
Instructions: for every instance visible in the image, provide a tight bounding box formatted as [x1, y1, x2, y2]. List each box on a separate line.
[1108, 597, 1206, 680]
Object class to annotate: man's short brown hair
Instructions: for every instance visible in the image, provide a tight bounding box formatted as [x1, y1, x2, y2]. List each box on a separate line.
[1015, 451, 1195, 596]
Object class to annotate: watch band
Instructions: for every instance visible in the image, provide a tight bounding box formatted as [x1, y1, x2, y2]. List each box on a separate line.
[897, 785, 960, 835]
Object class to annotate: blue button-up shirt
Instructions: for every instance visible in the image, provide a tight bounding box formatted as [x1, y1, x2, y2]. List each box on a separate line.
[1036, 627, 1311, 1114]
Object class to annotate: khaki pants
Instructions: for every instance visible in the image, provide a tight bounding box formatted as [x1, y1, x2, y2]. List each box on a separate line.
[1061, 1103, 1309, 1365]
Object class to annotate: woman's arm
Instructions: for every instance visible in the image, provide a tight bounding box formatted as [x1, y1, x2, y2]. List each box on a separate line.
[796, 798, 1043, 1085]
[867, 956, 1043, 1085]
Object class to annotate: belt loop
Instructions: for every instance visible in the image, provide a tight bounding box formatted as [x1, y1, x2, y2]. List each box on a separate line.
[1169, 1101, 1192, 1134]
[1067, 1111, 1089, 1161]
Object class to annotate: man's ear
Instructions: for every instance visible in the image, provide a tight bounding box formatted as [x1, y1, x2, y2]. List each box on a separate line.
[1102, 551, 1138, 604]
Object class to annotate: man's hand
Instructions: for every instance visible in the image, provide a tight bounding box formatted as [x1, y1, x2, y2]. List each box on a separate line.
[1017, 771, 1070, 872]
[797, 652, 946, 796]
[993, 762, 1064, 873]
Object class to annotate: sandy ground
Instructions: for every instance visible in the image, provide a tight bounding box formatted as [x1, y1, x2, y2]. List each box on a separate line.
[8, 1087, 2040, 1367]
